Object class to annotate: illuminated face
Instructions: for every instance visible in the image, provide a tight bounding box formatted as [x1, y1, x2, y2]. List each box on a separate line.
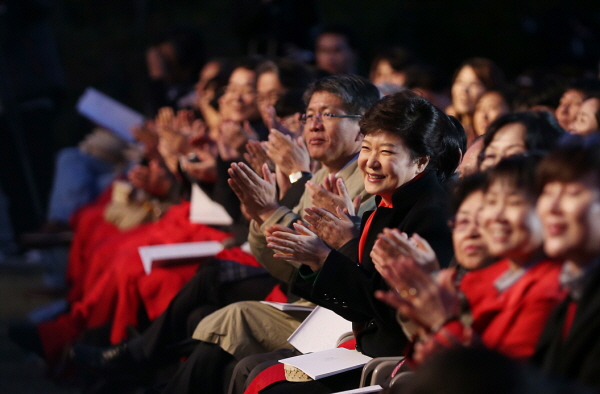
[221, 67, 259, 122]
[536, 176, 600, 264]
[451, 66, 486, 115]
[452, 191, 491, 270]
[303, 91, 362, 170]
[358, 131, 425, 204]
[479, 180, 542, 265]
[315, 33, 356, 75]
[473, 92, 509, 137]
[570, 98, 600, 136]
[479, 123, 527, 171]
[555, 89, 585, 130]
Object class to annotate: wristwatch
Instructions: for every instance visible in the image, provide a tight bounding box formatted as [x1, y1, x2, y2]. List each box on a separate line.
[288, 171, 311, 184]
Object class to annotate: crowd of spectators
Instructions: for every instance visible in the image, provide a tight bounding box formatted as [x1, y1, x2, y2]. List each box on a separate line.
[6, 17, 600, 394]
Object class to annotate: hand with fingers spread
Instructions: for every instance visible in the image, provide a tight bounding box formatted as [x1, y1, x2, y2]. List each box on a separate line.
[306, 175, 360, 217]
[375, 260, 460, 332]
[264, 129, 311, 176]
[244, 140, 274, 174]
[371, 229, 440, 274]
[260, 105, 285, 134]
[227, 162, 279, 225]
[266, 222, 331, 271]
[303, 206, 358, 249]
[132, 120, 159, 156]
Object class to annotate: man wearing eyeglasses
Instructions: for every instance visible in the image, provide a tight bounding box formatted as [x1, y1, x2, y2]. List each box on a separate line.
[230, 74, 380, 284]
[147, 76, 380, 394]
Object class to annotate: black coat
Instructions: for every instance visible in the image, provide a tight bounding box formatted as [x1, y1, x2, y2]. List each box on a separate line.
[293, 171, 454, 357]
[531, 264, 600, 391]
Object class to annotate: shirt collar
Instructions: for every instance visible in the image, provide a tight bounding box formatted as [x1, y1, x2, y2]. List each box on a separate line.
[560, 259, 600, 301]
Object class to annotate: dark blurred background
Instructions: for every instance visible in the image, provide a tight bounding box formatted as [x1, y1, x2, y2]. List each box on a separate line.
[1, 0, 599, 234]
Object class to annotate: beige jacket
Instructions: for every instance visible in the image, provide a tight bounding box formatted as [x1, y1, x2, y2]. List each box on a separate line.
[248, 159, 375, 284]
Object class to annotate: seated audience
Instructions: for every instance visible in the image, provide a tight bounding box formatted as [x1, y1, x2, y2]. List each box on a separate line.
[377, 155, 566, 365]
[447, 58, 506, 145]
[472, 91, 511, 139]
[569, 94, 600, 136]
[531, 135, 600, 391]
[478, 111, 564, 171]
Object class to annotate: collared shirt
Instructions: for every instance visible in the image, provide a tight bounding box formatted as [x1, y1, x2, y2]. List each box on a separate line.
[559, 259, 600, 301]
[494, 266, 527, 293]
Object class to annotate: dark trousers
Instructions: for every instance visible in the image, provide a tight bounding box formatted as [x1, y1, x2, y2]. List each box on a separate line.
[160, 341, 234, 394]
[228, 349, 300, 394]
[128, 260, 279, 365]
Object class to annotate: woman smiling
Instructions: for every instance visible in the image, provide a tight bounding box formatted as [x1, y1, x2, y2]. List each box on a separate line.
[377, 155, 566, 364]
[266, 91, 459, 361]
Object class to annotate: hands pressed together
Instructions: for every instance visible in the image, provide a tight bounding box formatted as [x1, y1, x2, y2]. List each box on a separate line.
[371, 229, 462, 356]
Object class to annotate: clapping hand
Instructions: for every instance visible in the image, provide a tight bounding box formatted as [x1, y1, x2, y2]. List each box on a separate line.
[228, 162, 278, 225]
[375, 259, 459, 333]
[303, 206, 358, 249]
[306, 175, 360, 217]
[371, 229, 439, 274]
[266, 222, 331, 271]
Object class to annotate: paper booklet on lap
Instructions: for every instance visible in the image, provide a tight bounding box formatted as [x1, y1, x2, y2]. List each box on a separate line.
[189, 184, 234, 226]
[138, 241, 224, 275]
[279, 348, 372, 380]
[287, 306, 353, 354]
[77, 87, 144, 142]
[332, 385, 383, 394]
[259, 301, 315, 312]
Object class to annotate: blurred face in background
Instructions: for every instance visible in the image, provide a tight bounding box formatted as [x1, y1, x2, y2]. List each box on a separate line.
[479, 123, 527, 171]
[537, 175, 600, 265]
[570, 98, 600, 136]
[371, 59, 406, 87]
[452, 65, 486, 116]
[555, 89, 585, 130]
[452, 190, 491, 270]
[257, 71, 284, 115]
[221, 67, 259, 122]
[473, 92, 510, 137]
[479, 179, 542, 266]
[315, 33, 357, 76]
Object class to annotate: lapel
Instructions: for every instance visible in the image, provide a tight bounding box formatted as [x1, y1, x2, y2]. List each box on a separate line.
[535, 264, 600, 375]
[359, 171, 439, 271]
[561, 265, 600, 353]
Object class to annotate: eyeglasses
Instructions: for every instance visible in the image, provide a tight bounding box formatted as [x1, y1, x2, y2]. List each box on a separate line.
[300, 112, 362, 125]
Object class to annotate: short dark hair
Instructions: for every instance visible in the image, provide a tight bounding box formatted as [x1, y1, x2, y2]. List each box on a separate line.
[274, 89, 305, 118]
[370, 46, 416, 74]
[481, 111, 565, 163]
[484, 154, 542, 200]
[316, 24, 359, 51]
[233, 56, 265, 74]
[449, 172, 487, 217]
[359, 91, 461, 182]
[256, 59, 315, 91]
[564, 78, 600, 100]
[303, 74, 380, 116]
[537, 134, 600, 192]
[453, 58, 506, 91]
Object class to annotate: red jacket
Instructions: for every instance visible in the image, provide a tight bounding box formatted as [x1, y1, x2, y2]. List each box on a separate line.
[435, 259, 566, 361]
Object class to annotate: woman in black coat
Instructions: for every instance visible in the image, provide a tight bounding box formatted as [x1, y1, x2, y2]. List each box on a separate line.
[264, 91, 461, 391]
